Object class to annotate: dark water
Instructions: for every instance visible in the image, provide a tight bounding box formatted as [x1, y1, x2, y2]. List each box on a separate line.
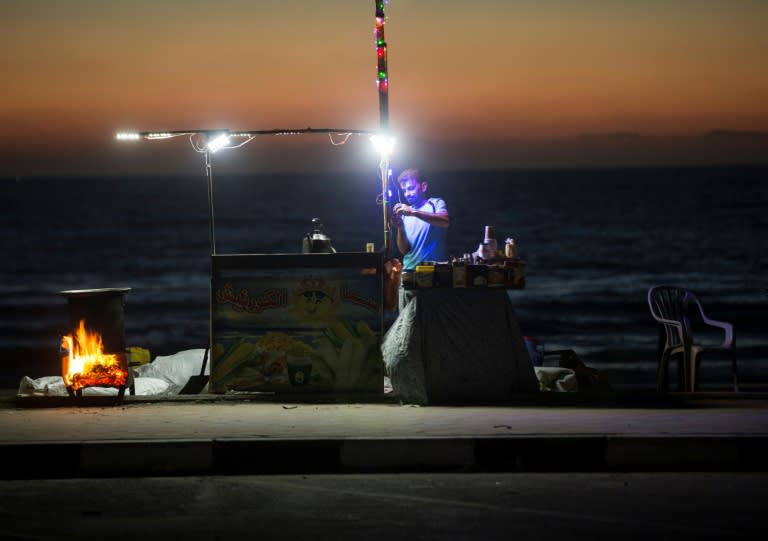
[2, 166, 767, 386]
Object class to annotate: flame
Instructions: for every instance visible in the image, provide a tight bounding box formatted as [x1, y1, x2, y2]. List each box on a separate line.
[61, 320, 128, 391]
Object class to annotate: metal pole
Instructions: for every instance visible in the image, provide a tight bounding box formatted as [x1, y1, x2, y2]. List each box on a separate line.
[380, 157, 390, 256]
[204, 149, 217, 256]
[375, 0, 391, 257]
[204, 146, 216, 383]
[374, 0, 389, 131]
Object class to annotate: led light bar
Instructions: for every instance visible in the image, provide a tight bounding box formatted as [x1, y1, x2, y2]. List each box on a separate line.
[207, 134, 231, 153]
[146, 132, 177, 140]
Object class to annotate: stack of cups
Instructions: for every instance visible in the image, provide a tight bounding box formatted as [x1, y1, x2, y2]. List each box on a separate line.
[483, 225, 498, 257]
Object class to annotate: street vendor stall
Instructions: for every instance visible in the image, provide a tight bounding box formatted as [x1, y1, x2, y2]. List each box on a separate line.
[107, 2, 540, 402]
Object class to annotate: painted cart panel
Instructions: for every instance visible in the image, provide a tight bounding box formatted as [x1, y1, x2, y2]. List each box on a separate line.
[210, 253, 383, 395]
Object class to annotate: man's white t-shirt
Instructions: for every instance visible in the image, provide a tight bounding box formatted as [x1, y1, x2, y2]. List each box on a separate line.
[401, 197, 448, 270]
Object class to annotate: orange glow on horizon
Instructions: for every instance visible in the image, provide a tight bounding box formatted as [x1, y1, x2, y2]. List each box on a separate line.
[1, 1, 766, 172]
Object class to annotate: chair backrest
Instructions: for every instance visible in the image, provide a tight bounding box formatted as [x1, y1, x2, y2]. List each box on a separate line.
[647, 285, 696, 349]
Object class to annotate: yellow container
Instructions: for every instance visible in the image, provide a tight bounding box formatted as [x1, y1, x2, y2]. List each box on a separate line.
[415, 265, 435, 288]
[127, 346, 151, 367]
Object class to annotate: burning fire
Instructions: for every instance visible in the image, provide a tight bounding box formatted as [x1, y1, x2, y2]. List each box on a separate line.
[61, 320, 128, 391]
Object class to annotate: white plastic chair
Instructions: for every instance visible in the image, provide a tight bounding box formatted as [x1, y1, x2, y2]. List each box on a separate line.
[647, 286, 737, 392]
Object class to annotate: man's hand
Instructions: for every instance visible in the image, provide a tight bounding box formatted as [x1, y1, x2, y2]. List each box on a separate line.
[393, 203, 414, 217]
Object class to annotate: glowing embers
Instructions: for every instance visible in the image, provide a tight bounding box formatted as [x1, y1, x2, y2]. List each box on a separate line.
[61, 319, 129, 392]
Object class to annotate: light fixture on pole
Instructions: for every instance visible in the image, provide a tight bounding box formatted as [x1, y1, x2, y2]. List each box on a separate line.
[206, 133, 231, 154]
[370, 133, 396, 255]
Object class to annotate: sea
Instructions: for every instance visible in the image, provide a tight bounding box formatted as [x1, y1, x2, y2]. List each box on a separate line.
[2, 165, 767, 388]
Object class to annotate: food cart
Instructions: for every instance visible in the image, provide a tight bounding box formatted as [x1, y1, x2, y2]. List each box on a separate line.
[209, 253, 383, 395]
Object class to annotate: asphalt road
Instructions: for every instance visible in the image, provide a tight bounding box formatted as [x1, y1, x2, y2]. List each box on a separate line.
[2, 473, 766, 540]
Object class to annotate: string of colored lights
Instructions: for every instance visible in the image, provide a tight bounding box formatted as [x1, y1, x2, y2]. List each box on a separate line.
[375, 0, 389, 131]
[374, 1, 394, 256]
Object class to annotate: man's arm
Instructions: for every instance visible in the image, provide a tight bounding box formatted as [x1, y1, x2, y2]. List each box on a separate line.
[410, 208, 449, 228]
[392, 214, 411, 254]
[393, 202, 450, 228]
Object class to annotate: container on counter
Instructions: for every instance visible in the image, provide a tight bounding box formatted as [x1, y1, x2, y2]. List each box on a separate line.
[434, 263, 452, 288]
[451, 260, 467, 288]
[504, 238, 518, 258]
[415, 265, 435, 288]
[477, 243, 494, 261]
[481, 225, 498, 259]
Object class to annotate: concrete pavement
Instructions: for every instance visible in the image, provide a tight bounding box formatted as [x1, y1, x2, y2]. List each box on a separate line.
[2, 389, 768, 477]
[3, 473, 768, 540]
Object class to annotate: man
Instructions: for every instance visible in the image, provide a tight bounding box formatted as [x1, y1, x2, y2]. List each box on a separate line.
[392, 169, 450, 308]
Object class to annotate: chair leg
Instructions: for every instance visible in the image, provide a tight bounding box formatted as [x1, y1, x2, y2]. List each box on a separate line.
[675, 353, 685, 392]
[657, 352, 670, 393]
[690, 351, 700, 393]
[681, 351, 692, 393]
[731, 350, 739, 392]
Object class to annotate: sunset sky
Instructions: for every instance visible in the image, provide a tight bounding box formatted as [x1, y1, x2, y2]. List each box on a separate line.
[1, 0, 767, 175]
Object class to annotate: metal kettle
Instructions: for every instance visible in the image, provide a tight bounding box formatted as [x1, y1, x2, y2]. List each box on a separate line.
[302, 217, 336, 254]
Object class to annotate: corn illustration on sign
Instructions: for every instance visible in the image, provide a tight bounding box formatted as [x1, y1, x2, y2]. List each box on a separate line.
[210, 266, 383, 395]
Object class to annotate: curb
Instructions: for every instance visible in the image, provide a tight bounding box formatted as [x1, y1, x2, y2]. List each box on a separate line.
[2, 435, 767, 479]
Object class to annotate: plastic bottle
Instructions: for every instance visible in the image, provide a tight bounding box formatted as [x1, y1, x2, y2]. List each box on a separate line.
[505, 238, 518, 258]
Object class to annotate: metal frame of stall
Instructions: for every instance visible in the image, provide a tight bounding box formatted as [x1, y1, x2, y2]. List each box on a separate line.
[115, 1, 395, 397]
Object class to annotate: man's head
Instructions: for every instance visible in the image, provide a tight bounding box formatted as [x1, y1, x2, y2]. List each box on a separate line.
[398, 168, 428, 207]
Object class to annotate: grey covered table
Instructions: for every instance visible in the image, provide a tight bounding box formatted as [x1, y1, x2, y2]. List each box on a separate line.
[382, 288, 539, 404]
